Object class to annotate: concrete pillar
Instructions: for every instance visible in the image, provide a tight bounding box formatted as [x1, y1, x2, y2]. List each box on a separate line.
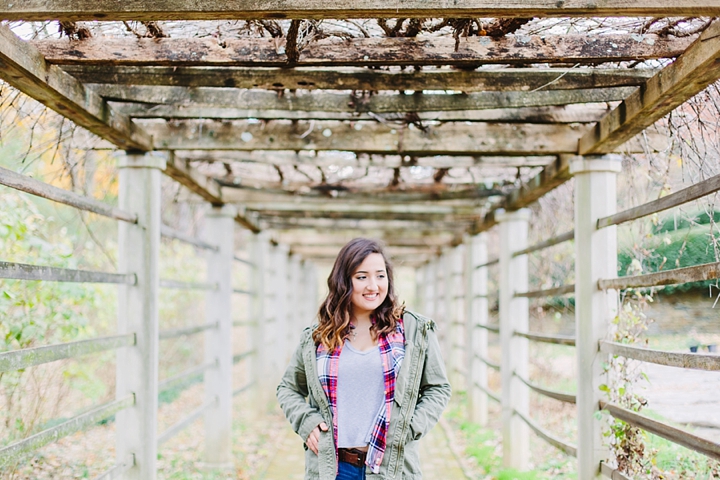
[414, 265, 425, 312]
[424, 261, 437, 320]
[497, 208, 530, 470]
[203, 205, 235, 469]
[571, 155, 621, 479]
[466, 233, 489, 425]
[287, 254, 302, 353]
[116, 151, 165, 480]
[270, 244, 289, 380]
[439, 252, 451, 359]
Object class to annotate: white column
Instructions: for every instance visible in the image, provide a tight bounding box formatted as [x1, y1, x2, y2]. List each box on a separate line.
[287, 254, 302, 353]
[203, 205, 235, 469]
[424, 261, 437, 319]
[248, 233, 268, 403]
[414, 265, 425, 312]
[449, 245, 465, 389]
[116, 152, 165, 480]
[466, 233, 489, 425]
[497, 208, 530, 470]
[571, 155, 621, 479]
[271, 244, 289, 378]
[439, 252, 452, 359]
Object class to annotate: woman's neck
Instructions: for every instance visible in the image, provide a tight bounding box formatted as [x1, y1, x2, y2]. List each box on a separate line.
[353, 313, 372, 328]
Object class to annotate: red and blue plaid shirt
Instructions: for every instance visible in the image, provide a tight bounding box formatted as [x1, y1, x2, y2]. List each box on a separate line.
[316, 318, 405, 473]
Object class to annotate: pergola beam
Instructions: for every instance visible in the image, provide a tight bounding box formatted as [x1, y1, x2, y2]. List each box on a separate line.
[34, 35, 691, 68]
[112, 103, 614, 124]
[3, 3, 720, 21]
[91, 85, 634, 114]
[272, 230, 459, 248]
[580, 20, 720, 154]
[143, 119, 659, 155]
[60, 66, 654, 92]
[182, 150, 557, 168]
[259, 216, 473, 231]
[0, 25, 151, 151]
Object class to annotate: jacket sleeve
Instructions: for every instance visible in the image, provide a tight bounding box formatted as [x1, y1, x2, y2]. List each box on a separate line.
[276, 333, 326, 443]
[408, 324, 452, 441]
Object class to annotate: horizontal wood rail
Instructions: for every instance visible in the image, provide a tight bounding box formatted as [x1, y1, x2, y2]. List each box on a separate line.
[514, 409, 577, 458]
[159, 279, 218, 290]
[159, 322, 217, 340]
[515, 373, 576, 404]
[600, 463, 633, 480]
[514, 331, 576, 346]
[0, 394, 134, 465]
[233, 381, 255, 397]
[158, 360, 215, 392]
[475, 354, 501, 371]
[515, 284, 575, 298]
[600, 341, 720, 371]
[513, 230, 574, 257]
[161, 224, 218, 251]
[232, 321, 258, 328]
[475, 324, 500, 334]
[0, 261, 137, 284]
[0, 334, 135, 372]
[598, 261, 720, 290]
[158, 397, 217, 446]
[0, 166, 137, 223]
[475, 257, 499, 269]
[474, 382, 501, 404]
[232, 288, 256, 295]
[92, 454, 134, 480]
[232, 350, 255, 364]
[597, 173, 720, 229]
[600, 401, 720, 462]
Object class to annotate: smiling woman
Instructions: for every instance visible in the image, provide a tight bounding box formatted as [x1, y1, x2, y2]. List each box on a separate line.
[276, 238, 451, 480]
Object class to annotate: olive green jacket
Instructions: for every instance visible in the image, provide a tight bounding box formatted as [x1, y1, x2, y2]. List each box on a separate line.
[276, 310, 451, 480]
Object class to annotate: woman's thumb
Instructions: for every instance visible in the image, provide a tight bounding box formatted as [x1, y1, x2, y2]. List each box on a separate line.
[319, 422, 329, 431]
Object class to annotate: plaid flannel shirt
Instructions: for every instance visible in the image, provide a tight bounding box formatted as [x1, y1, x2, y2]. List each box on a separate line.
[316, 318, 405, 474]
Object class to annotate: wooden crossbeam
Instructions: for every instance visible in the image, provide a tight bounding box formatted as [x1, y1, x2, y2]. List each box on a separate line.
[60, 66, 654, 92]
[272, 230, 459, 248]
[144, 119, 660, 155]
[112, 103, 614, 124]
[91, 85, 634, 114]
[0, 25, 151, 151]
[180, 150, 556, 168]
[145, 120, 583, 154]
[3, 4, 720, 21]
[34, 35, 691, 68]
[249, 207, 479, 222]
[260, 216, 473, 231]
[580, 20, 720, 154]
[222, 185, 503, 203]
[291, 244, 440, 258]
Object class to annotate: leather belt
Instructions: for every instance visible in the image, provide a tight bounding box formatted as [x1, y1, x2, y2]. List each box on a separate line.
[337, 447, 367, 468]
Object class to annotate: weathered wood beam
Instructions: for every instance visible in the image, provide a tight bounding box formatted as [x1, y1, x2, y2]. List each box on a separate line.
[580, 20, 720, 154]
[471, 154, 577, 233]
[0, 25, 151, 151]
[34, 35, 692, 67]
[291, 244, 441, 258]
[272, 230, 459, 248]
[181, 150, 556, 168]
[142, 119, 659, 155]
[222, 185, 503, 204]
[91, 85, 635, 114]
[252, 208, 479, 222]
[246, 202, 479, 215]
[163, 152, 261, 233]
[5, 2, 720, 21]
[113, 103, 614, 124]
[60, 66, 655, 92]
[260, 216, 472, 231]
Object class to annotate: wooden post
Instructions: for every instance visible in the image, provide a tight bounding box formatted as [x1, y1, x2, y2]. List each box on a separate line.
[571, 155, 621, 479]
[203, 205, 235, 469]
[248, 232, 268, 405]
[466, 233, 489, 425]
[116, 151, 165, 480]
[497, 208, 530, 470]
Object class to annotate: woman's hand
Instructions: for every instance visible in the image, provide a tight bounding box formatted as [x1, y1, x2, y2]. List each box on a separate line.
[305, 422, 328, 455]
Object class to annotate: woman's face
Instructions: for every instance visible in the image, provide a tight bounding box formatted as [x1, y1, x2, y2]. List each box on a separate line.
[350, 253, 389, 318]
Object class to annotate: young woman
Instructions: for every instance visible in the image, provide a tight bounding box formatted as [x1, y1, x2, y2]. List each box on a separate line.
[277, 238, 451, 480]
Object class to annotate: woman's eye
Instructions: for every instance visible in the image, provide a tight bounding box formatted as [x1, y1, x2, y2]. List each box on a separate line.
[356, 275, 366, 280]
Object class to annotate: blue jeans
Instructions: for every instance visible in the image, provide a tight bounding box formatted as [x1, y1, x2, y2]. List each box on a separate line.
[335, 460, 366, 480]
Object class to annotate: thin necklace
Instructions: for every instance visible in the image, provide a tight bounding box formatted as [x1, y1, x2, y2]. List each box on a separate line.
[349, 323, 357, 340]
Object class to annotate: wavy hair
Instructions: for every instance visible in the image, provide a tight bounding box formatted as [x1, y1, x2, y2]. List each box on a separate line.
[313, 238, 403, 351]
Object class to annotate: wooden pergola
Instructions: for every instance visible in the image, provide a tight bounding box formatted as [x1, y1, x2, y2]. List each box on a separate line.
[2, 4, 720, 480]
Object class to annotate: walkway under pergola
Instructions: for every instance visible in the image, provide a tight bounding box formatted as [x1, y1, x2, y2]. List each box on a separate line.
[1, 4, 720, 480]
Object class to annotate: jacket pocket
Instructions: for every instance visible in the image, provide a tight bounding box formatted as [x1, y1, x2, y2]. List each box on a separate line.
[304, 448, 319, 477]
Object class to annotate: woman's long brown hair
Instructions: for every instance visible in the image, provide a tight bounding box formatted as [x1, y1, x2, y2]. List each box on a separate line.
[313, 238, 403, 351]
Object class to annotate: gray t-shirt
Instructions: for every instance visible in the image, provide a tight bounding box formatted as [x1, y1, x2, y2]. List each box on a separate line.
[336, 341, 385, 448]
